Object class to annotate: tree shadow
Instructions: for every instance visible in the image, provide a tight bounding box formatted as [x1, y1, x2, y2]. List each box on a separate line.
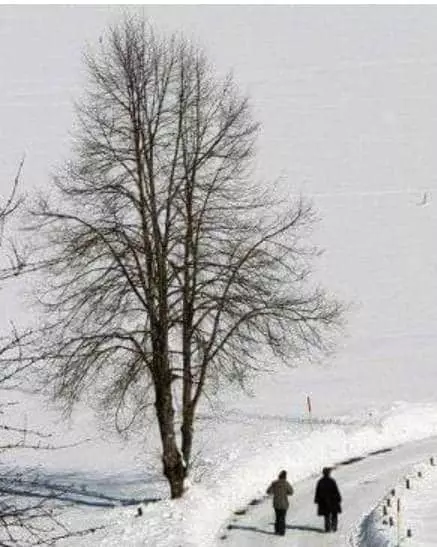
[0, 470, 161, 508]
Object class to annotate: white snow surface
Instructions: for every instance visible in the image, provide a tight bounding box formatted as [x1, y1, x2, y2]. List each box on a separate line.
[7, 385, 437, 546]
[358, 459, 437, 547]
[3, 5, 437, 546]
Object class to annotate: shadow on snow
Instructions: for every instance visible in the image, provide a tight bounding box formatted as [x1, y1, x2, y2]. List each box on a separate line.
[287, 524, 325, 533]
[227, 522, 325, 536]
[227, 524, 275, 536]
[0, 469, 161, 508]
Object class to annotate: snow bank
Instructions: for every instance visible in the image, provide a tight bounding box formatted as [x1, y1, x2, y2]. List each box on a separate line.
[357, 457, 437, 547]
[92, 402, 437, 547]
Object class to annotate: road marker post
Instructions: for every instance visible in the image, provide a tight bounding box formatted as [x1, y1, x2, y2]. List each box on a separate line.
[306, 395, 313, 430]
[396, 498, 401, 547]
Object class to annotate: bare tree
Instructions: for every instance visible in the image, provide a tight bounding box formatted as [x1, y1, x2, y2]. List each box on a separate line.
[0, 159, 32, 388]
[25, 17, 344, 498]
[0, 163, 57, 545]
[0, 166, 103, 545]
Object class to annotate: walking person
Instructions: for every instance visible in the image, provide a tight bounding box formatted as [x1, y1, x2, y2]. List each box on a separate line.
[266, 470, 294, 536]
[314, 467, 342, 533]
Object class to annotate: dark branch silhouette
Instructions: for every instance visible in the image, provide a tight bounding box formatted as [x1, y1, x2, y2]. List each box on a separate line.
[0, 165, 99, 545]
[23, 16, 344, 499]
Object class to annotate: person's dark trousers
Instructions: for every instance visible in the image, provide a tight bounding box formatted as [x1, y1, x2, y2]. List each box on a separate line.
[331, 512, 338, 532]
[274, 509, 287, 535]
[324, 512, 338, 532]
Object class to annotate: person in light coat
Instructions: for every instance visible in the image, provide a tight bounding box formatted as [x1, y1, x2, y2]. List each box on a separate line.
[266, 470, 294, 535]
[314, 467, 342, 532]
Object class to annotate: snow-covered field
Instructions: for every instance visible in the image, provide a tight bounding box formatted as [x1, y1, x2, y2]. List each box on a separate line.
[8, 389, 437, 546]
[7, 387, 437, 546]
[359, 457, 437, 547]
[3, 5, 437, 546]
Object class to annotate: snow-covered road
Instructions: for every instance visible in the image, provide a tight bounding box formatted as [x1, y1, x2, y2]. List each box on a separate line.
[221, 435, 437, 546]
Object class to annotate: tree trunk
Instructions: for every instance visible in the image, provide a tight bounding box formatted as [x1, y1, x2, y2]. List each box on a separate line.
[154, 382, 186, 498]
[181, 407, 194, 475]
[163, 448, 185, 499]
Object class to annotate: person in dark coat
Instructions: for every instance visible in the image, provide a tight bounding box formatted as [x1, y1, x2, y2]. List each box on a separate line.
[266, 470, 294, 536]
[314, 467, 342, 533]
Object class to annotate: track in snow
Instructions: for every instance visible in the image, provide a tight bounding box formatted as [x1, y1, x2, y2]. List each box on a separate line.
[219, 436, 437, 546]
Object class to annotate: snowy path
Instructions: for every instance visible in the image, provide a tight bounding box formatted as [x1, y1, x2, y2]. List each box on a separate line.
[220, 435, 437, 546]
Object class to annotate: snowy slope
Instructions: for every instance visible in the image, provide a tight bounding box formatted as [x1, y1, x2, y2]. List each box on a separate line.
[39, 405, 437, 547]
[223, 437, 437, 547]
[358, 457, 437, 547]
[2, 5, 437, 546]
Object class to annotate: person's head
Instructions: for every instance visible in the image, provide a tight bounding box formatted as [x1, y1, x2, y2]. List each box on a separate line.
[322, 467, 331, 477]
[278, 470, 287, 480]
